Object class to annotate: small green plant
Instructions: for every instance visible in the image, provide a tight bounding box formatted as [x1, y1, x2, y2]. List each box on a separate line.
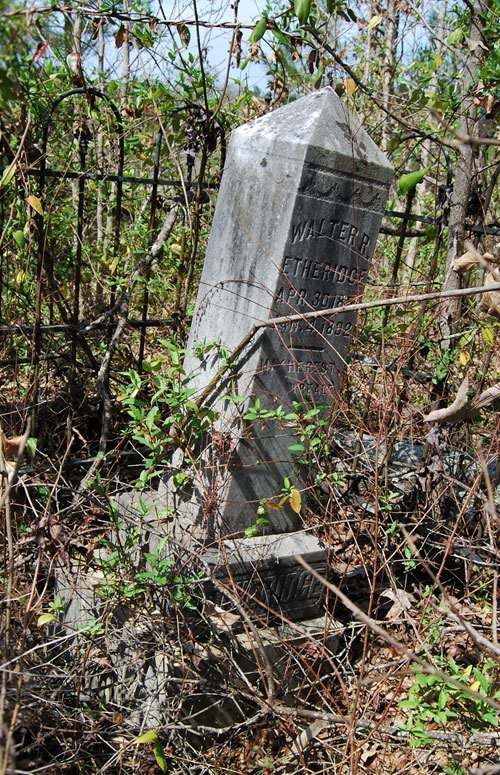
[78, 619, 106, 637]
[445, 758, 466, 775]
[402, 545, 417, 572]
[243, 477, 301, 538]
[94, 533, 203, 610]
[118, 337, 218, 489]
[48, 597, 66, 615]
[243, 397, 288, 422]
[244, 503, 271, 538]
[400, 658, 500, 747]
[135, 729, 167, 772]
[379, 489, 400, 513]
[383, 519, 400, 537]
[136, 539, 174, 586]
[286, 402, 331, 464]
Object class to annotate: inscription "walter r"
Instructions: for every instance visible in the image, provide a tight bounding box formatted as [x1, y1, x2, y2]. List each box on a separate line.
[291, 217, 370, 256]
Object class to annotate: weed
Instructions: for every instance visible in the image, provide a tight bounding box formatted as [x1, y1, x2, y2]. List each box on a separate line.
[48, 597, 66, 615]
[400, 658, 500, 746]
[118, 337, 218, 489]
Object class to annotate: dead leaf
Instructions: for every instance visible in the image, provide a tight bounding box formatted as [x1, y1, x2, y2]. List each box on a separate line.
[115, 26, 125, 48]
[291, 719, 329, 755]
[307, 48, 318, 74]
[249, 42, 260, 64]
[27, 194, 43, 215]
[208, 606, 241, 633]
[424, 376, 499, 424]
[291, 36, 302, 62]
[453, 249, 499, 275]
[470, 382, 500, 412]
[91, 18, 103, 40]
[479, 273, 500, 319]
[453, 250, 480, 273]
[177, 23, 190, 48]
[344, 77, 356, 97]
[32, 41, 49, 64]
[360, 741, 383, 766]
[232, 29, 242, 67]
[381, 588, 416, 620]
[289, 487, 302, 514]
[2, 435, 24, 461]
[66, 51, 85, 87]
[466, 37, 488, 53]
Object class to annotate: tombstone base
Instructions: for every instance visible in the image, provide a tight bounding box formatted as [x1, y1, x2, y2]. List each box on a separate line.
[113, 490, 328, 622]
[180, 613, 343, 726]
[204, 532, 327, 621]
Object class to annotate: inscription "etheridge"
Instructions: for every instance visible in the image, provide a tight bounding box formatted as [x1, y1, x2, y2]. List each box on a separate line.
[282, 256, 367, 286]
[237, 567, 324, 608]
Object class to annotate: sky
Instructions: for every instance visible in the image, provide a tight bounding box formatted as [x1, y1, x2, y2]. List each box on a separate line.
[155, 0, 269, 90]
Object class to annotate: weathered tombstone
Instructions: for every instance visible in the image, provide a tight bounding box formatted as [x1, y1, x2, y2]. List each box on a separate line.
[58, 89, 392, 722]
[157, 87, 392, 620]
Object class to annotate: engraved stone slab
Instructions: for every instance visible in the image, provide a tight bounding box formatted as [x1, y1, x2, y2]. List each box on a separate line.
[167, 87, 393, 537]
[203, 532, 327, 620]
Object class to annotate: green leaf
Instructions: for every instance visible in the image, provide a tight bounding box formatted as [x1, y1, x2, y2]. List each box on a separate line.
[153, 741, 168, 772]
[271, 27, 289, 46]
[249, 15, 267, 43]
[38, 612, 57, 625]
[135, 729, 158, 744]
[481, 326, 495, 347]
[399, 167, 430, 194]
[145, 406, 159, 431]
[26, 437, 38, 455]
[399, 698, 418, 709]
[12, 229, 25, 250]
[294, 0, 312, 25]
[314, 63, 324, 89]
[447, 27, 465, 46]
[0, 161, 17, 189]
[288, 443, 305, 453]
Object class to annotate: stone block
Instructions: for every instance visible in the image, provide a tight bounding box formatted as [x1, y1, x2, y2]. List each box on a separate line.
[203, 532, 327, 620]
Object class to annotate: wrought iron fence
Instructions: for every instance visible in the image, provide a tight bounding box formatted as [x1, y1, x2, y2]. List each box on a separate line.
[0, 88, 498, 443]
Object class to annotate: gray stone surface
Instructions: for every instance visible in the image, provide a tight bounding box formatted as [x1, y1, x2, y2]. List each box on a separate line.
[204, 532, 327, 620]
[169, 87, 392, 537]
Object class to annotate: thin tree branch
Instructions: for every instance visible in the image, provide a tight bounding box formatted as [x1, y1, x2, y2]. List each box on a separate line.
[170, 281, 500, 443]
[75, 206, 178, 497]
[296, 556, 500, 712]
